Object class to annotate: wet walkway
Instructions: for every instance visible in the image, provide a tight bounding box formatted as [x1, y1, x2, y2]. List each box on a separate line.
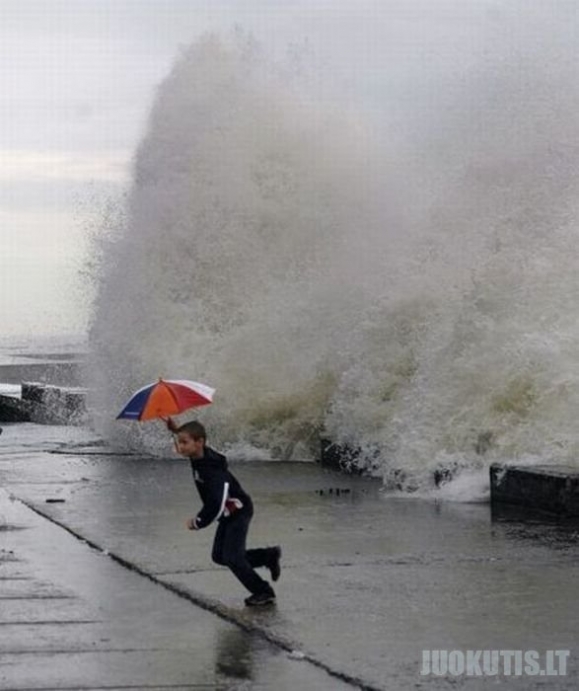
[0, 488, 353, 690]
[1, 424, 578, 689]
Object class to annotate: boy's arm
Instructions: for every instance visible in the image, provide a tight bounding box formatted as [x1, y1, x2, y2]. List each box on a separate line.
[192, 467, 229, 529]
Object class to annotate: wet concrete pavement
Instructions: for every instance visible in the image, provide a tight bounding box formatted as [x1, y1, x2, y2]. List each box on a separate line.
[0, 486, 352, 690]
[1, 423, 578, 690]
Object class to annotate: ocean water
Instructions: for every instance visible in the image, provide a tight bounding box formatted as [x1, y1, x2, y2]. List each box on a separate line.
[0, 334, 86, 388]
[87, 5, 579, 492]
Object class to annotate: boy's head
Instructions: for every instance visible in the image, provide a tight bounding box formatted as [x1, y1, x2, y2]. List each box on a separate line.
[175, 420, 206, 459]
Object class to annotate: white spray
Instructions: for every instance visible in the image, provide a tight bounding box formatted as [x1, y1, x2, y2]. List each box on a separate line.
[88, 9, 579, 491]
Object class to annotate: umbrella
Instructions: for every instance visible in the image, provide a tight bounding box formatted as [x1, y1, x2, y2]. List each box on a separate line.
[116, 379, 215, 421]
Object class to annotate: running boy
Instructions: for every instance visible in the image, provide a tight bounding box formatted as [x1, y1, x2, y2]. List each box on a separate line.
[168, 419, 281, 606]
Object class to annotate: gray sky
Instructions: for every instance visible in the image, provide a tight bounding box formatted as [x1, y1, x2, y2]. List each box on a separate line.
[1, 1, 220, 338]
[0, 0, 530, 341]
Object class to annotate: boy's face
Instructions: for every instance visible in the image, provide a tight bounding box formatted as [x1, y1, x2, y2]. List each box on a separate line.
[175, 432, 205, 459]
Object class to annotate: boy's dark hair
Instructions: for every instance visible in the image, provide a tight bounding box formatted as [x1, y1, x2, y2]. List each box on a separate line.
[176, 420, 206, 441]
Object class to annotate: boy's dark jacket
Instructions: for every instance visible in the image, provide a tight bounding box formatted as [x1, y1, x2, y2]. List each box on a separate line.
[190, 446, 253, 529]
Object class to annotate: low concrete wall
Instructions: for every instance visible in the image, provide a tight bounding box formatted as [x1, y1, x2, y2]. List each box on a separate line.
[0, 393, 33, 422]
[490, 463, 579, 516]
[22, 382, 87, 424]
[0, 383, 87, 425]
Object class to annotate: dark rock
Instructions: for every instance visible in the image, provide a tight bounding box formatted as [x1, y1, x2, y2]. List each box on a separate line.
[431, 461, 465, 488]
[320, 438, 460, 490]
[433, 467, 454, 487]
[319, 438, 380, 475]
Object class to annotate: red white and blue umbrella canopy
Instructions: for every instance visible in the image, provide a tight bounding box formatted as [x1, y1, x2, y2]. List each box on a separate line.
[116, 379, 215, 421]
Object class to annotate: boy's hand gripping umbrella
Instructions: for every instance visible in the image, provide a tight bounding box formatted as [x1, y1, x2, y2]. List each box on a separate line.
[116, 379, 215, 422]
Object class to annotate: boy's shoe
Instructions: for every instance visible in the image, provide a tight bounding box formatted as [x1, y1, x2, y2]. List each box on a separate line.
[269, 546, 282, 582]
[244, 589, 276, 607]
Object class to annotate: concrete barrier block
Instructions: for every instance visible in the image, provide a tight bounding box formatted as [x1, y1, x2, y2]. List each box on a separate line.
[0, 394, 33, 422]
[20, 382, 87, 425]
[490, 463, 579, 516]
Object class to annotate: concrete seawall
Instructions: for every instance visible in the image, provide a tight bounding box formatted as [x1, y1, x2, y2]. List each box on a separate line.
[490, 463, 579, 517]
[0, 383, 86, 425]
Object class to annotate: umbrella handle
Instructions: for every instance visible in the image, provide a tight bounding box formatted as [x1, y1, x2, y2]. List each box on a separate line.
[162, 416, 179, 433]
[160, 417, 180, 454]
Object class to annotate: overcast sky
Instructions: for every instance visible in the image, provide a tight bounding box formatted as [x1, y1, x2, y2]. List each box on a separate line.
[0, 0, 542, 342]
[1, 1, 222, 339]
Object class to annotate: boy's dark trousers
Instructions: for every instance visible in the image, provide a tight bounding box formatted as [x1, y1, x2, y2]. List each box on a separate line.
[211, 511, 275, 595]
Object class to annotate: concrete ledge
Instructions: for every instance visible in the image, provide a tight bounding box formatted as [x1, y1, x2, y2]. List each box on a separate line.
[490, 463, 579, 516]
[0, 393, 33, 422]
[0, 383, 87, 425]
[24, 382, 87, 425]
